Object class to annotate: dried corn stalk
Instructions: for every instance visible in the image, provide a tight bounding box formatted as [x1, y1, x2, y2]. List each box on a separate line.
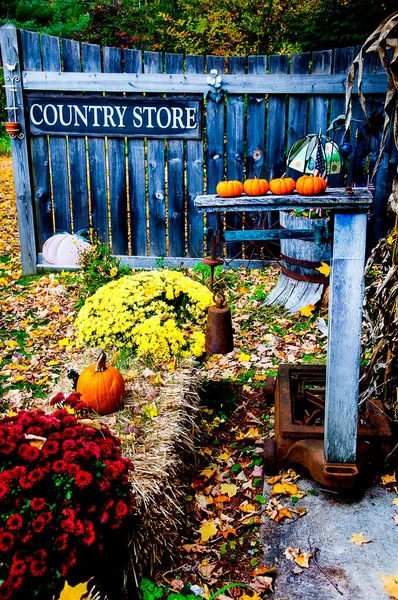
[345, 13, 398, 418]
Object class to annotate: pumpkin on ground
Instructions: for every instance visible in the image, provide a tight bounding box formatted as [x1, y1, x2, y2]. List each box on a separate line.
[42, 232, 91, 266]
[269, 177, 296, 195]
[76, 351, 125, 415]
[243, 176, 269, 196]
[296, 175, 327, 195]
[216, 180, 244, 198]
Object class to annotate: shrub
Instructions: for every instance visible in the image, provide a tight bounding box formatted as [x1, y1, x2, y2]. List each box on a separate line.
[0, 394, 134, 600]
[75, 270, 214, 363]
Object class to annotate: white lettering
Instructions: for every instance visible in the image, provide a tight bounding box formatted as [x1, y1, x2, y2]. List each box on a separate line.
[43, 104, 58, 126]
[132, 106, 143, 128]
[172, 107, 184, 129]
[185, 107, 197, 129]
[73, 105, 88, 127]
[58, 104, 73, 127]
[103, 106, 116, 128]
[88, 105, 102, 127]
[157, 107, 172, 129]
[30, 104, 43, 126]
[114, 106, 127, 128]
[142, 106, 157, 128]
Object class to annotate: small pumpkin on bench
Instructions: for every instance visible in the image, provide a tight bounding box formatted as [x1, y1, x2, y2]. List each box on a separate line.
[216, 180, 244, 197]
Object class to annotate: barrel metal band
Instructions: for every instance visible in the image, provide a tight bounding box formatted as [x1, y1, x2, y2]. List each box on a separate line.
[281, 253, 324, 269]
[281, 265, 329, 284]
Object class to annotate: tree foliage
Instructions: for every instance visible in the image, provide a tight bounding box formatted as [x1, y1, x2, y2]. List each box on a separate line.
[0, 0, 397, 55]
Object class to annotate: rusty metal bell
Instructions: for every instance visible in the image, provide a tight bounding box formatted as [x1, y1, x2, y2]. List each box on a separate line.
[205, 291, 234, 354]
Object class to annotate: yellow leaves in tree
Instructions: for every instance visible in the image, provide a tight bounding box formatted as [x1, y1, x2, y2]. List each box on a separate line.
[380, 573, 398, 599]
[199, 521, 218, 542]
[299, 304, 315, 317]
[316, 262, 331, 277]
[350, 532, 372, 547]
[220, 483, 238, 498]
[55, 580, 90, 600]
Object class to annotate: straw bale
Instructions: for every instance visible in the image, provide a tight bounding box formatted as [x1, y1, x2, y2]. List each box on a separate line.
[51, 354, 201, 583]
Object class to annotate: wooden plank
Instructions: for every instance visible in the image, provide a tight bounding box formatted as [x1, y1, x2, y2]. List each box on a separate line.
[226, 56, 245, 259]
[125, 48, 147, 256]
[206, 55, 225, 254]
[166, 53, 185, 257]
[266, 54, 288, 180]
[308, 50, 332, 135]
[62, 37, 89, 234]
[324, 212, 367, 463]
[0, 25, 37, 273]
[22, 71, 388, 95]
[81, 42, 108, 243]
[103, 46, 128, 255]
[186, 55, 205, 258]
[330, 47, 355, 187]
[247, 56, 267, 178]
[20, 29, 53, 251]
[145, 51, 166, 256]
[41, 34, 71, 233]
[194, 188, 373, 212]
[287, 52, 310, 154]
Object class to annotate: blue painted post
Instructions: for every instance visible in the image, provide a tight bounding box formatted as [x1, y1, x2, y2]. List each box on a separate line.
[324, 212, 368, 464]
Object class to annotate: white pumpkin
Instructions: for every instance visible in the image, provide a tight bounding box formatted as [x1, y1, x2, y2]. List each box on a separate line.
[42, 233, 91, 266]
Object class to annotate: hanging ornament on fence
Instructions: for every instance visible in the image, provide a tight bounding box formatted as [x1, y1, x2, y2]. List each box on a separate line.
[287, 132, 342, 181]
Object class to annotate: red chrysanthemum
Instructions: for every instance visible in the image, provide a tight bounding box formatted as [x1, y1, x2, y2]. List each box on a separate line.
[10, 559, 27, 576]
[18, 444, 40, 462]
[30, 560, 46, 577]
[30, 497, 46, 511]
[74, 470, 93, 488]
[31, 516, 46, 533]
[53, 534, 69, 551]
[6, 573, 24, 591]
[42, 439, 59, 456]
[6, 514, 23, 530]
[0, 532, 15, 552]
[0, 481, 9, 499]
[0, 581, 12, 600]
[82, 520, 96, 546]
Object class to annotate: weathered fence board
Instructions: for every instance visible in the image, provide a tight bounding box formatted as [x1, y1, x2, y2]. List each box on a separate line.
[20, 29, 52, 251]
[145, 51, 166, 257]
[22, 71, 388, 95]
[205, 55, 224, 254]
[41, 34, 71, 234]
[125, 48, 147, 257]
[166, 53, 185, 258]
[0, 25, 36, 273]
[0, 25, 393, 274]
[103, 46, 128, 255]
[62, 37, 90, 234]
[186, 55, 205, 258]
[226, 56, 245, 259]
[81, 42, 109, 243]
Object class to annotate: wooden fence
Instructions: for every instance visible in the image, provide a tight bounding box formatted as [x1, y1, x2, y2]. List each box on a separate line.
[0, 24, 394, 274]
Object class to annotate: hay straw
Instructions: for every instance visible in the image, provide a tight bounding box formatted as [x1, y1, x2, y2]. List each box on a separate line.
[51, 354, 201, 585]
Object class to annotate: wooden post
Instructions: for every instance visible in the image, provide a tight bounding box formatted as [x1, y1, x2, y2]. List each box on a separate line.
[0, 24, 36, 274]
[324, 211, 367, 464]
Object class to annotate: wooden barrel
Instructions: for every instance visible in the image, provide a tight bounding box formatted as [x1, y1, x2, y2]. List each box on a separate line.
[265, 211, 331, 314]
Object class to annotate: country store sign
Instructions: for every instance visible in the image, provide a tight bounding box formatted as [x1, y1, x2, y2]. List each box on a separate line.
[26, 96, 202, 139]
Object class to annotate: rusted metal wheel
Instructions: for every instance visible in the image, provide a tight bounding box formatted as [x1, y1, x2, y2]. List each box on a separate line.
[263, 438, 276, 473]
[264, 376, 276, 401]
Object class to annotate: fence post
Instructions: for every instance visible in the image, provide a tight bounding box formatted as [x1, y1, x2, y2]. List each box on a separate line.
[0, 24, 36, 274]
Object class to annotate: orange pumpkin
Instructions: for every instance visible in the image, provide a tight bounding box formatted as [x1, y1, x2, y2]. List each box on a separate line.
[243, 176, 269, 196]
[76, 351, 125, 415]
[296, 175, 327, 195]
[269, 177, 296, 195]
[216, 180, 244, 198]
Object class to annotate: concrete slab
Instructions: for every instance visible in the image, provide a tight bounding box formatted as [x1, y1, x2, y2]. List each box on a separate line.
[260, 476, 398, 600]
